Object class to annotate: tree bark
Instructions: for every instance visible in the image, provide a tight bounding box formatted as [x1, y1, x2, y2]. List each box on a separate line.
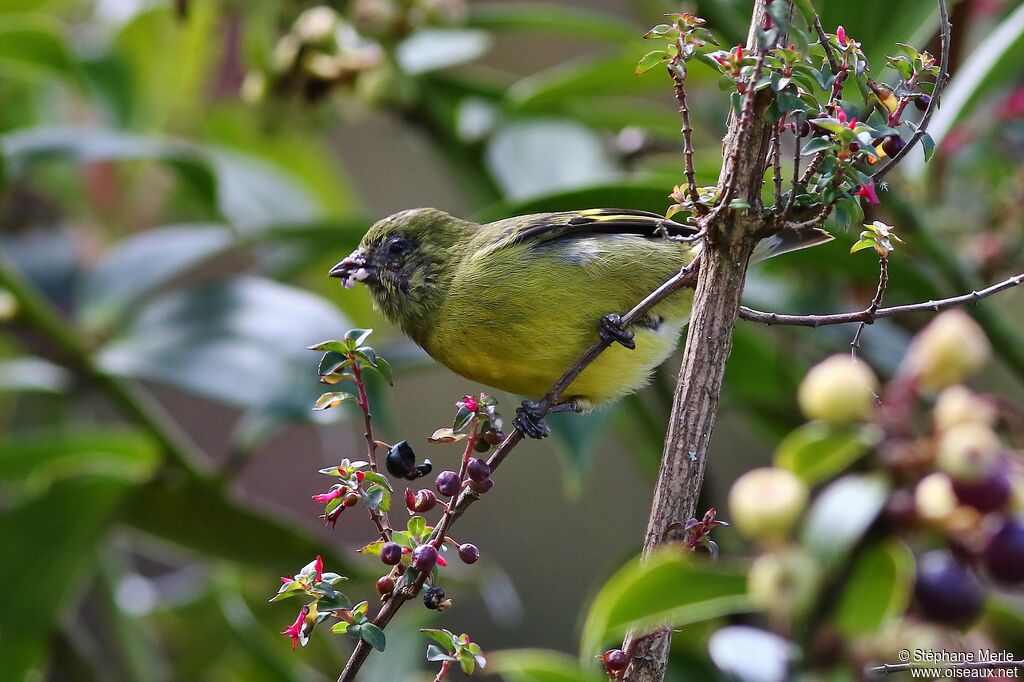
[621, 2, 783, 679]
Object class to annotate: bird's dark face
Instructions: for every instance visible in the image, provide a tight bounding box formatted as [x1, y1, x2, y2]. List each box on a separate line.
[329, 208, 465, 327]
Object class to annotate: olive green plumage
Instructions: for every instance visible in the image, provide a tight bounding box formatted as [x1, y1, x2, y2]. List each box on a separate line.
[330, 207, 828, 409]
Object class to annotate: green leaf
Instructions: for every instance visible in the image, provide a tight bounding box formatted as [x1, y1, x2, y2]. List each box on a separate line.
[360, 623, 387, 652]
[344, 328, 373, 347]
[775, 423, 878, 486]
[268, 580, 306, 603]
[920, 132, 935, 163]
[308, 340, 350, 353]
[77, 224, 235, 334]
[460, 652, 476, 675]
[580, 549, 751, 657]
[426, 644, 455, 662]
[331, 621, 349, 635]
[362, 471, 393, 491]
[802, 474, 890, 565]
[421, 628, 457, 652]
[488, 650, 602, 682]
[408, 516, 427, 539]
[834, 540, 914, 635]
[96, 277, 351, 420]
[0, 476, 129, 679]
[635, 50, 669, 75]
[0, 15, 79, 83]
[315, 392, 358, 411]
[850, 238, 878, 254]
[801, 137, 832, 156]
[368, 357, 394, 385]
[465, 4, 639, 43]
[363, 484, 388, 512]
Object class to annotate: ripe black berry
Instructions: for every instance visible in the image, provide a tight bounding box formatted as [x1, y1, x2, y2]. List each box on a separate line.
[423, 585, 448, 610]
[881, 135, 906, 157]
[848, 141, 860, 153]
[913, 551, 984, 626]
[376, 575, 394, 595]
[796, 119, 811, 137]
[915, 94, 931, 111]
[380, 541, 402, 566]
[951, 469, 1011, 513]
[458, 543, 479, 564]
[984, 519, 1024, 585]
[386, 441, 416, 478]
[467, 458, 491, 482]
[435, 470, 460, 497]
[411, 544, 438, 572]
[603, 649, 629, 672]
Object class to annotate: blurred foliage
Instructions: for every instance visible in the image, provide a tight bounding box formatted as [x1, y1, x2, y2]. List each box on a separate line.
[0, 0, 1022, 680]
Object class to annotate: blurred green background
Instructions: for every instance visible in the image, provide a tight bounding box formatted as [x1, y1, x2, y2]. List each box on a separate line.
[1, 0, 1023, 680]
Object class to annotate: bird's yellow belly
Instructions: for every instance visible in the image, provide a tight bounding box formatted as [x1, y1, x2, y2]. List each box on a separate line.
[429, 319, 686, 408]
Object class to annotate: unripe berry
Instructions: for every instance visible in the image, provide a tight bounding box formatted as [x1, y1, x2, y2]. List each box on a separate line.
[936, 423, 1001, 482]
[984, 519, 1024, 585]
[602, 649, 629, 672]
[473, 437, 491, 453]
[747, 548, 820, 618]
[343, 492, 360, 508]
[458, 543, 479, 564]
[435, 470, 460, 497]
[406, 488, 438, 513]
[901, 310, 991, 391]
[467, 458, 491, 482]
[728, 468, 808, 543]
[797, 355, 878, 424]
[933, 386, 996, 430]
[411, 544, 438, 572]
[914, 472, 957, 524]
[913, 551, 984, 626]
[376, 575, 395, 595]
[380, 541, 403, 566]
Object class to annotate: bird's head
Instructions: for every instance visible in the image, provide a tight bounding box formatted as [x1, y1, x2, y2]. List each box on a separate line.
[329, 207, 469, 325]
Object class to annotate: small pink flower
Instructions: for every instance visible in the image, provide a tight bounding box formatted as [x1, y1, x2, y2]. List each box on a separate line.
[437, 554, 448, 568]
[281, 606, 309, 650]
[855, 181, 880, 206]
[460, 395, 479, 412]
[313, 555, 323, 583]
[836, 108, 847, 124]
[280, 576, 293, 584]
[312, 488, 343, 504]
[836, 25, 847, 46]
[736, 44, 744, 60]
[847, 117, 858, 129]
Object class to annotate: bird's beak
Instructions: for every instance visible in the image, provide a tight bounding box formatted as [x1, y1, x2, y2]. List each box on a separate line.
[328, 248, 373, 289]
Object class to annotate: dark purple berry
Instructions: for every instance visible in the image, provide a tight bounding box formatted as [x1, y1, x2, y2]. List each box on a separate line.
[603, 649, 629, 672]
[386, 441, 416, 478]
[984, 520, 1024, 585]
[796, 119, 811, 137]
[411, 544, 438, 572]
[435, 470, 460, 497]
[467, 458, 491, 482]
[458, 543, 479, 564]
[469, 477, 493, 494]
[915, 94, 931, 112]
[913, 551, 984, 626]
[376, 575, 394, 595]
[951, 470, 1011, 513]
[380, 541, 402, 566]
[881, 135, 906, 157]
[473, 437, 491, 453]
[484, 429, 504, 445]
[848, 141, 860, 153]
[423, 585, 448, 610]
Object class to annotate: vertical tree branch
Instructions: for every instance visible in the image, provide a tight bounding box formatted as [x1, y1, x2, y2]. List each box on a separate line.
[621, 2, 786, 680]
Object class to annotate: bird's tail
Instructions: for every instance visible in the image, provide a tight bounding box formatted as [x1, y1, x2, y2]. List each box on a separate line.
[751, 227, 833, 262]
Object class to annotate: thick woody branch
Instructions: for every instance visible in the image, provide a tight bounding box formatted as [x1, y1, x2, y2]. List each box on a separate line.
[738, 272, 1023, 327]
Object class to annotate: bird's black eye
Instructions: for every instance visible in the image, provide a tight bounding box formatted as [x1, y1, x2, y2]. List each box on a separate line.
[386, 237, 410, 257]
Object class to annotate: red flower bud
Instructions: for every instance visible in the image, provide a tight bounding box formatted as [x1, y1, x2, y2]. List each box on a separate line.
[311, 488, 343, 504]
[836, 25, 847, 46]
[314, 555, 323, 583]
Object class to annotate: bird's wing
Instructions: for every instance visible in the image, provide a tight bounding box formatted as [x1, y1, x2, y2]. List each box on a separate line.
[491, 209, 698, 248]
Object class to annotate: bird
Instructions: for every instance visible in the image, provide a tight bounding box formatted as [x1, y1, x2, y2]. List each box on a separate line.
[329, 207, 830, 438]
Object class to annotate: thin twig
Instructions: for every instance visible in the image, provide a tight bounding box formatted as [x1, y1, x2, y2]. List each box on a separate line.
[812, 13, 841, 77]
[850, 255, 889, 358]
[780, 203, 833, 231]
[872, 0, 950, 182]
[670, 55, 701, 210]
[739, 272, 1023, 327]
[336, 259, 703, 681]
[770, 125, 783, 212]
[350, 362, 392, 541]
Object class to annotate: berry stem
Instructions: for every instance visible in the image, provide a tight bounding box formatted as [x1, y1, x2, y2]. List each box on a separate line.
[349, 358, 392, 541]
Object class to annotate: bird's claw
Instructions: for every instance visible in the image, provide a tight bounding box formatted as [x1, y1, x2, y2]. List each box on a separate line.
[514, 401, 550, 439]
[599, 313, 635, 350]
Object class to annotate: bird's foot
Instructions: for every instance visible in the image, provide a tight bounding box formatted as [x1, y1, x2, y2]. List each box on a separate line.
[514, 400, 550, 439]
[513, 400, 582, 439]
[599, 313, 635, 350]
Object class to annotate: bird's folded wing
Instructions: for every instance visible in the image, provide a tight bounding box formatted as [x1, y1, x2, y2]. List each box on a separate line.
[496, 208, 699, 248]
